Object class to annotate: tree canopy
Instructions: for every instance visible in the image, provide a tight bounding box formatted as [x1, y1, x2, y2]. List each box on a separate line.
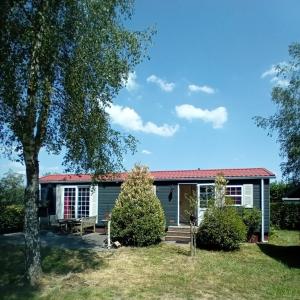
[0, 170, 24, 205]
[0, 0, 152, 175]
[0, 0, 151, 285]
[254, 43, 300, 182]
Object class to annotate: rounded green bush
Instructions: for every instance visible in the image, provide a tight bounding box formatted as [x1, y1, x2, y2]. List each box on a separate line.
[111, 165, 165, 247]
[197, 206, 246, 251]
[0, 204, 24, 233]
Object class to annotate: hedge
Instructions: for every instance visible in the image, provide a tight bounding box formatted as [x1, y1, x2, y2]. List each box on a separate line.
[271, 203, 300, 230]
[0, 204, 24, 233]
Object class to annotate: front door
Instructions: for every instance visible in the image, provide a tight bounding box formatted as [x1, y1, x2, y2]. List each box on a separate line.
[179, 184, 197, 224]
[198, 184, 215, 225]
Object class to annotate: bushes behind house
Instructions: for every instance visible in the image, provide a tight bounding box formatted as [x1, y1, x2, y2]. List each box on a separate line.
[240, 208, 261, 240]
[197, 206, 246, 251]
[271, 203, 300, 230]
[0, 204, 24, 233]
[111, 165, 166, 247]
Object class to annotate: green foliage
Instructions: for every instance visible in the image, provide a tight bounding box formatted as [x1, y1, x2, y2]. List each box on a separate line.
[270, 181, 289, 203]
[111, 165, 165, 247]
[0, 0, 153, 175]
[254, 43, 300, 182]
[197, 206, 246, 251]
[0, 170, 24, 205]
[241, 208, 261, 240]
[271, 203, 300, 230]
[0, 204, 24, 233]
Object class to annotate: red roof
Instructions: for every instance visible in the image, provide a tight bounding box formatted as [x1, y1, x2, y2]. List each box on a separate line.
[39, 168, 275, 183]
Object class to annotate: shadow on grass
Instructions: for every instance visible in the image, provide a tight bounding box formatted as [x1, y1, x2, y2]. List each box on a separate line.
[258, 243, 300, 268]
[0, 244, 106, 299]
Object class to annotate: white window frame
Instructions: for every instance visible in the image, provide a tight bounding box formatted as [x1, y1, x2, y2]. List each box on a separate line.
[225, 185, 243, 206]
[62, 185, 91, 219]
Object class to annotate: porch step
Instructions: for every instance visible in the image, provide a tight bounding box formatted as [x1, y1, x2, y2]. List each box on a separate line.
[166, 231, 191, 237]
[165, 225, 197, 243]
[165, 235, 191, 243]
[167, 226, 191, 233]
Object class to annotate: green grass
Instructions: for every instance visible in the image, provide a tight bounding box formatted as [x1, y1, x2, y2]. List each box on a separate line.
[0, 230, 299, 299]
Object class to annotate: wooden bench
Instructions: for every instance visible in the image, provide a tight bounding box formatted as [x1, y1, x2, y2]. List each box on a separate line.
[72, 216, 97, 236]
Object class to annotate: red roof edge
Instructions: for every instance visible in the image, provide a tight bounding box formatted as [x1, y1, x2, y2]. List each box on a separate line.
[39, 167, 275, 183]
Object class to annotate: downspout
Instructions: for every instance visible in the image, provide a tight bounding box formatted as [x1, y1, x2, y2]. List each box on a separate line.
[177, 184, 180, 226]
[261, 178, 265, 242]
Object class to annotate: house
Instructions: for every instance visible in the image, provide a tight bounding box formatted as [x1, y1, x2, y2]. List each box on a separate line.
[39, 167, 275, 242]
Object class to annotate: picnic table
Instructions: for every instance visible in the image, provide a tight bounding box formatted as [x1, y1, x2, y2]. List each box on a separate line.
[58, 216, 97, 236]
[58, 218, 81, 233]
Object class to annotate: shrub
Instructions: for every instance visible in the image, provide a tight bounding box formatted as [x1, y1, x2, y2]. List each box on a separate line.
[241, 208, 261, 240]
[0, 204, 24, 233]
[111, 165, 165, 247]
[197, 206, 246, 251]
[271, 203, 300, 230]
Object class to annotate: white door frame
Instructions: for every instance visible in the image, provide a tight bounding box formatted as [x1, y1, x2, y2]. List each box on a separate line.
[178, 183, 198, 226]
[197, 183, 215, 226]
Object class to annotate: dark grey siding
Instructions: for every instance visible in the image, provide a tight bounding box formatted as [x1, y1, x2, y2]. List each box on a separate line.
[41, 177, 270, 233]
[156, 182, 178, 226]
[227, 179, 270, 233]
[98, 183, 120, 226]
[97, 181, 178, 227]
[40, 183, 56, 215]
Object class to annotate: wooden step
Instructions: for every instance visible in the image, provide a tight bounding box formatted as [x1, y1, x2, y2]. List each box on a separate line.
[165, 235, 191, 243]
[167, 226, 191, 233]
[166, 231, 191, 237]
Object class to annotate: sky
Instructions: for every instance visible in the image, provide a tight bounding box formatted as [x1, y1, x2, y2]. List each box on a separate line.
[1, 0, 300, 180]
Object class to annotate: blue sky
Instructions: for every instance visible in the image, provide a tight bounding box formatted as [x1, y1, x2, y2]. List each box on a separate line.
[1, 0, 300, 179]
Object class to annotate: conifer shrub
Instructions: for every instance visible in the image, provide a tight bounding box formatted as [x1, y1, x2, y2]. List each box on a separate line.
[111, 165, 165, 246]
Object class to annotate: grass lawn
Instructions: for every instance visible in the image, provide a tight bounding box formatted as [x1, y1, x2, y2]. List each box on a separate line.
[0, 230, 299, 300]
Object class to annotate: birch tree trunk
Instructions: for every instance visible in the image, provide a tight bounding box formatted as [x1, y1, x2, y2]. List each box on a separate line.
[24, 148, 42, 285]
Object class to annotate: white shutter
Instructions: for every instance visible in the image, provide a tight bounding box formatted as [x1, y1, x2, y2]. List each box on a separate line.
[243, 184, 253, 208]
[90, 185, 98, 222]
[56, 185, 64, 219]
[152, 185, 156, 195]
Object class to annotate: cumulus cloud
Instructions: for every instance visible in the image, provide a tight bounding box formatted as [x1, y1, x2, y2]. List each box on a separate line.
[175, 104, 228, 129]
[188, 84, 215, 94]
[147, 75, 175, 92]
[123, 71, 139, 91]
[261, 66, 277, 79]
[106, 104, 179, 137]
[142, 149, 152, 155]
[261, 62, 289, 87]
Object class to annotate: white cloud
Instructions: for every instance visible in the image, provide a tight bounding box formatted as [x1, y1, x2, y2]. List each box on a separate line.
[270, 77, 289, 87]
[175, 104, 228, 129]
[261, 66, 277, 79]
[106, 104, 179, 137]
[123, 72, 139, 91]
[142, 149, 152, 155]
[261, 62, 290, 87]
[147, 75, 175, 92]
[188, 84, 215, 94]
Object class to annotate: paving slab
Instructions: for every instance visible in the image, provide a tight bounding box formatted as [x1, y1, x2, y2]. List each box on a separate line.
[0, 230, 109, 251]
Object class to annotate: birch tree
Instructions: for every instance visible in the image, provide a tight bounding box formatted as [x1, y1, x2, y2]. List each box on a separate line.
[0, 0, 151, 285]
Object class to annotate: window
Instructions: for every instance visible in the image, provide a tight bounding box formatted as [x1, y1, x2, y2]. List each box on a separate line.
[199, 185, 215, 208]
[225, 186, 242, 205]
[63, 186, 90, 219]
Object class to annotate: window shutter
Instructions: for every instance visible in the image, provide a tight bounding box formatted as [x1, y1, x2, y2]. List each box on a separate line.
[243, 184, 253, 208]
[56, 185, 64, 219]
[152, 185, 156, 195]
[90, 185, 98, 222]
